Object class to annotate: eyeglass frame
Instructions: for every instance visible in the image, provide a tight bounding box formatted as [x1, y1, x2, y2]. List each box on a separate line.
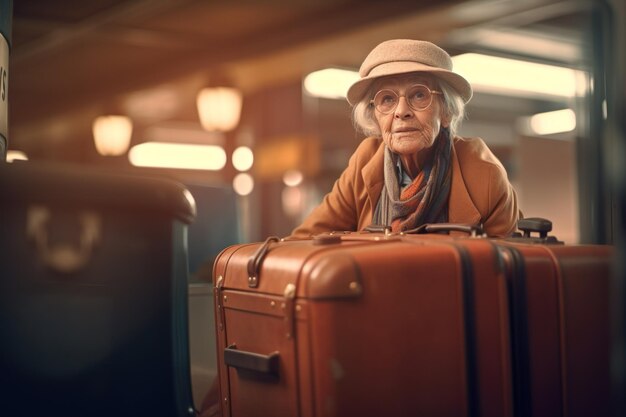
[369, 84, 443, 114]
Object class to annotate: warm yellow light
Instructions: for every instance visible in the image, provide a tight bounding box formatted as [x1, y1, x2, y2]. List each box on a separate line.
[92, 115, 133, 156]
[283, 169, 303, 187]
[452, 53, 581, 98]
[128, 142, 226, 170]
[232, 146, 254, 171]
[197, 87, 243, 132]
[233, 173, 254, 196]
[282, 186, 303, 217]
[254, 135, 320, 180]
[303, 68, 360, 99]
[529, 109, 576, 135]
[6, 150, 28, 162]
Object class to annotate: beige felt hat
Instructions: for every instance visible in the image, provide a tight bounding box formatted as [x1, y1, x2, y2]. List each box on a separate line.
[346, 39, 472, 105]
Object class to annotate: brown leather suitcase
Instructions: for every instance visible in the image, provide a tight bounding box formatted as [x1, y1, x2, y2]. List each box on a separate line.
[494, 218, 613, 417]
[212, 231, 517, 417]
[410, 219, 613, 417]
[212, 220, 613, 417]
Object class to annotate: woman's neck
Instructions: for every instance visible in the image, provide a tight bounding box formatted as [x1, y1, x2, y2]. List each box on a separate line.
[399, 146, 435, 178]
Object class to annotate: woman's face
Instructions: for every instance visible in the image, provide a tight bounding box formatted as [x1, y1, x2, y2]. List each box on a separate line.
[373, 75, 448, 156]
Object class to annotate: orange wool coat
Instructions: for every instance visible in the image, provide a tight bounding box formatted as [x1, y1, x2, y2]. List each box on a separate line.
[291, 136, 521, 238]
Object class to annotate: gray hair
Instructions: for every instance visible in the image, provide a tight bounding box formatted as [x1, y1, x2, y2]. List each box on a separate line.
[351, 75, 466, 138]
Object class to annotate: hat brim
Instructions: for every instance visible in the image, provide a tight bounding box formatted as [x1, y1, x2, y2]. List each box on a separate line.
[346, 61, 472, 105]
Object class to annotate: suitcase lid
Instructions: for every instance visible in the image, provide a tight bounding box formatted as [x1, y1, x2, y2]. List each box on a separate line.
[0, 161, 196, 224]
[215, 235, 402, 299]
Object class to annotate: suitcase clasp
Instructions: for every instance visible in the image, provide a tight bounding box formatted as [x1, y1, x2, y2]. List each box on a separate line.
[215, 275, 226, 332]
[247, 236, 280, 288]
[283, 283, 296, 339]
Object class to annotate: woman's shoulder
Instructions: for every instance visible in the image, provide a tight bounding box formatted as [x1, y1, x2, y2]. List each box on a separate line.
[452, 136, 506, 170]
[356, 136, 384, 155]
[349, 136, 384, 166]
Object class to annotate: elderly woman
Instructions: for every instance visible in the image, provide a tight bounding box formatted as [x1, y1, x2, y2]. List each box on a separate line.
[291, 39, 521, 237]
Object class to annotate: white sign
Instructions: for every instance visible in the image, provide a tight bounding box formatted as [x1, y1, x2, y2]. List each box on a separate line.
[0, 33, 8, 141]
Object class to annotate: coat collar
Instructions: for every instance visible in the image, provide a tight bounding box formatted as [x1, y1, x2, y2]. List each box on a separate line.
[448, 140, 482, 225]
[361, 140, 386, 211]
[361, 138, 481, 226]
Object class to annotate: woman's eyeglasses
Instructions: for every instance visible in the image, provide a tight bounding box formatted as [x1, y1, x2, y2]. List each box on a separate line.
[370, 84, 442, 114]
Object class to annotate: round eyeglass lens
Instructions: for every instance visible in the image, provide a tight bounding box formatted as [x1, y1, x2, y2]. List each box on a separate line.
[406, 85, 432, 110]
[373, 90, 398, 113]
[373, 85, 434, 114]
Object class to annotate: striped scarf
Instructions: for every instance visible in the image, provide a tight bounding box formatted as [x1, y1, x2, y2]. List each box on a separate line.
[372, 127, 452, 232]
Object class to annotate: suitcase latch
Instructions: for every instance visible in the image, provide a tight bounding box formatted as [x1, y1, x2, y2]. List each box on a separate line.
[215, 275, 226, 332]
[247, 236, 280, 288]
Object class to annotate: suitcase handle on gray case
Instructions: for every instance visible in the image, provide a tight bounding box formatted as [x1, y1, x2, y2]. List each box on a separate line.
[247, 236, 280, 288]
[224, 344, 280, 376]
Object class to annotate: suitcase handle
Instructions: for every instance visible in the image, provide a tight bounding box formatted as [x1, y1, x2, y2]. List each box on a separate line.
[247, 236, 280, 288]
[365, 223, 485, 236]
[27, 205, 101, 273]
[403, 223, 485, 237]
[224, 344, 280, 376]
[517, 217, 552, 238]
[507, 218, 562, 244]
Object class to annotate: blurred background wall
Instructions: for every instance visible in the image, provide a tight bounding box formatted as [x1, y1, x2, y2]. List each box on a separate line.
[5, 0, 620, 245]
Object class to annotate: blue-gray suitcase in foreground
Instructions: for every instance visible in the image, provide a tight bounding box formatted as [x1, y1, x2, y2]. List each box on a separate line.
[0, 161, 196, 417]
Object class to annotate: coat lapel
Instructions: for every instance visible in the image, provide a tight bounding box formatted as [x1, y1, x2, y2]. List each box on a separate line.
[448, 140, 482, 225]
[361, 141, 385, 218]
